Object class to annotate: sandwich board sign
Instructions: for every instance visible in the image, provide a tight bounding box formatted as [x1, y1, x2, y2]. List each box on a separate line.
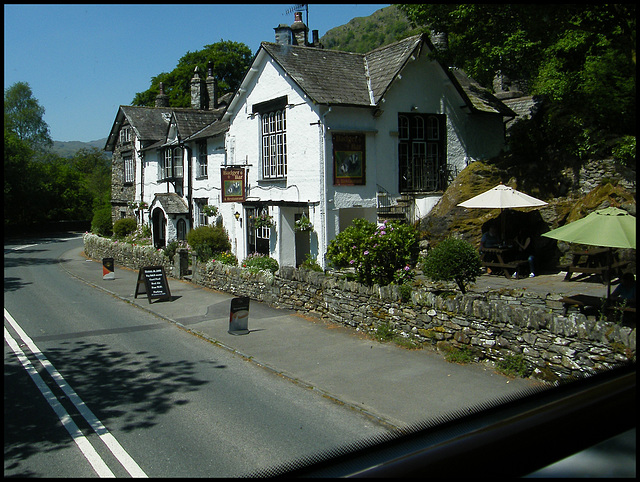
[135, 266, 171, 303]
[228, 296, 250, 335]
[102, 257, 115, 280]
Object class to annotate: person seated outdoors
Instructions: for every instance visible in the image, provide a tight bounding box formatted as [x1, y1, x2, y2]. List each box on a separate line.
[480, 224, 503, 274]
[611, 272, 636, 307]
[480, 224, 502, 250]
[513, 228, 536, 278]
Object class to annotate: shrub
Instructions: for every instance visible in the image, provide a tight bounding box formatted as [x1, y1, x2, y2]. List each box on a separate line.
[187, 225, 231, 261]
[420, 237, 482, 294]
[300, 254, 323, 272]
[241, 253, 279, 273]
[163, 240, 188, 261]
[495, 353, 530, 378]
[91, 206, 113, 236]
[327, 219, 419, 287]
[112, 217, 138, 238]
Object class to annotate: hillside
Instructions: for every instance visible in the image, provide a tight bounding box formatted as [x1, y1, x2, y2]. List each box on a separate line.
[320, 5, 418, 53]
[51, 138, 111, 158]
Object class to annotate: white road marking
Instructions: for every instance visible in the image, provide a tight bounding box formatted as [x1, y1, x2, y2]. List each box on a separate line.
[4, 308, 148, 478]
[4, 326, 115, 478]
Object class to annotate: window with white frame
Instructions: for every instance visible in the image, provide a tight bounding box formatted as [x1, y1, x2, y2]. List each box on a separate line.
[195, 199, 207, 227]
[119, 126, 131, 144]
[124, 155, 134, 183]
[253, 96, 288, 180]
[159, 147, 183, 180]
[197, 141, 208, 178]
[261, 110, 287, 179]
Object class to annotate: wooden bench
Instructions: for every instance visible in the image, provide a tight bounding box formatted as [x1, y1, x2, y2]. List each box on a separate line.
[565, 260, 630, 283]
[483, 259, 530, 279]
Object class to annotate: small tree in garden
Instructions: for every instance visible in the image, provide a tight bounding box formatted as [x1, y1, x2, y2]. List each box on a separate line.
[112, 217, 137, 238]
[187, 224, 231, 261]
[421, 237, 482, 294]
[327, 219, 419, 287]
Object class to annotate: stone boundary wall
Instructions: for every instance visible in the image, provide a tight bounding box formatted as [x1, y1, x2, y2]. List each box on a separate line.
[191, 260, 635, 382]
[83, 233, 174, 275]
[83, 234, 635, 382]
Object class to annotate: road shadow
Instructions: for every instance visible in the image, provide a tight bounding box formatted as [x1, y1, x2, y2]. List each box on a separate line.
[4, 339, 221, 474]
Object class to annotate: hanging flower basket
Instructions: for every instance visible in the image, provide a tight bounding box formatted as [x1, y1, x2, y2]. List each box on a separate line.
[253, 213, 275, 229]
[128, 201, 148, 211]
[201, 204, 218, 217]
[294, 215, 313, 232]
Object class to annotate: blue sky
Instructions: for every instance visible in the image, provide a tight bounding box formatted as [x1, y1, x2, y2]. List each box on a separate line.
[4, 4, 390, 143]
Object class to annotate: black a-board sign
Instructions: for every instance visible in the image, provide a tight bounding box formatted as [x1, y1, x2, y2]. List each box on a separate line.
[135, 266, 171, 303]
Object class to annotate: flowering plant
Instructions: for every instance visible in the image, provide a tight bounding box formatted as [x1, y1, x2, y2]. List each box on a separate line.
[327, 219, 418, 287]
[128, 201, 148, 211]
[294, 215, 313, 232]
[252, 213, 275, 229]
[201, 204, 218, 217]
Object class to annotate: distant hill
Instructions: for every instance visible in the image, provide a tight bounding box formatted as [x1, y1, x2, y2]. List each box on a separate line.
[320, 5, 419, 53]
[51, 138, 111, 158]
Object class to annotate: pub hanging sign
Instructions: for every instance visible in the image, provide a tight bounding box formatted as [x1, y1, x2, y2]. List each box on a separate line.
[333, 133, 366, 186]
[221, 167, 246, 203]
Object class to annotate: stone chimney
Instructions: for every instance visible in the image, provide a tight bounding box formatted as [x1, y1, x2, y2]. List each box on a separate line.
[291, 11, 308, 46]
[311, 29, 321, 47]
[191, 66, 207, 110]
[274, 23, 292, 45]
[206, 61, 218, 110]
[155, 82, 169, 107]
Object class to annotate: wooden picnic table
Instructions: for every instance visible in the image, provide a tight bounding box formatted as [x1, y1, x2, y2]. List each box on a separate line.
[564, 247, 629, 283]
[561, 294, 636, 323]
[480, 247, 529, 279]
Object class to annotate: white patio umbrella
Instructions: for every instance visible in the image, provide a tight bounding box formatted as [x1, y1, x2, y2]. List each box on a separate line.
[458, 184, 548, 239]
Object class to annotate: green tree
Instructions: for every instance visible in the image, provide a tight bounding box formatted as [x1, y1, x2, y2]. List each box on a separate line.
[4, 81, 53, 151]
[397, 4, 636, 166]
[132, 40, 253, 107]
[4, 129, 38, 227]
[69, 147, 112, 210]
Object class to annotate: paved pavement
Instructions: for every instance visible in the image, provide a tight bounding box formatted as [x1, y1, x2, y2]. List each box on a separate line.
[59, 244, 610, 430]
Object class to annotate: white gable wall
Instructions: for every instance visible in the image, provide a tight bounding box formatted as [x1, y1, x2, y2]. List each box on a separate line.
[369, 46, 506, 219]
[221, 42, 508, 269]
[226, 54, 324, 266]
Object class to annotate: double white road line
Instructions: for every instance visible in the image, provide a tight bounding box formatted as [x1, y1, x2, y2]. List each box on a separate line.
[4, 308, 148, 478]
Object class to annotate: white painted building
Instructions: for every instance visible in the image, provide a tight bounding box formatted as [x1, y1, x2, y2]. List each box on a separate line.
[106, 15, 515, 269]
[219, 28, 515, 268]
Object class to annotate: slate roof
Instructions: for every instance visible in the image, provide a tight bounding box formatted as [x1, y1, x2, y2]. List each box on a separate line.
[151, 193, 189, 214]
[105, 92, 233, 152]
[258, 33, 515, 117]
[262, 43, 370, 106]
[186, 120, 230, 141]
[105, 106, 172, 151]
[171, 109, 219, 140]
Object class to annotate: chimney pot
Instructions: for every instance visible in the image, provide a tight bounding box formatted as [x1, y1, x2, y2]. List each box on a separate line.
[155, 81, 169, 107]
[206, 62, 218, 110]
[290, 11, 308, 46]
[191, 66, 207, 109]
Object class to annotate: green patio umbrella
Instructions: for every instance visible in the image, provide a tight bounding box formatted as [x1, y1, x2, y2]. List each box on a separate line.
[542, 207, 636, 298]
[542, 207, 636, 249]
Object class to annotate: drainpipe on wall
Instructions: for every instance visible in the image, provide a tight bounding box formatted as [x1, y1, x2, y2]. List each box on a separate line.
[184, 144, 193, 231]
[320, 107, 332, 268]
